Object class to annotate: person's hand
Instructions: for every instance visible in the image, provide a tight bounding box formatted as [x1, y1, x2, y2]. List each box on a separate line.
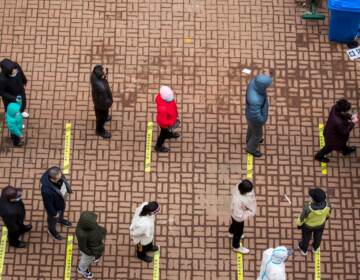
[54, 212, 60, 218]
[351, 114, 359, 124]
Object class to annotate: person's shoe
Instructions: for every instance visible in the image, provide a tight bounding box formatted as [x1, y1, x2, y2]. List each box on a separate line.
[57, 219, 72, 228]
[298, 244, 307, 256]
[24, 224, 32, 232]
[342, 146, 356, 156]
[105, 115, 112, 122]
[169, 132, 180, 139]
[228, 233, 234, 238]
[246, 150, 262, 157]
[150, 244, 159, 252]
[14, 141, 25, 147]
[93, 257, 101, 263]
[21, 112, 29, 118]
[312, 247, 320, 253]
[48, 230, 63, 241]
[77, 268, 94, 279]
[12, 241, 28, 248]
[155, 146, 170, 153]
[260, 138, 264, 144]
[138, 254, 153, 263]
[315, 156, 330, 163]
[96, 130, 112, 139]
[233, 246, 250, 254]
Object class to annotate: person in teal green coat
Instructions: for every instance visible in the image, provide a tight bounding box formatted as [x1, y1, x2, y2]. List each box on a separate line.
[6, 96, 24, 146]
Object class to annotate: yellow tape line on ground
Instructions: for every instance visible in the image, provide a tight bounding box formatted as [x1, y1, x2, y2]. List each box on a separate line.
[64, 235, 73, 280]
[0, 227, 8, 280]
[152, 248, 160, 280]
[246, 153, 253, 180]
[63, 123, 72, 175]
[314, 249, 321, 280]
[319, 123, 327, 175]
[145, 122, 153, 173]
[236, 249, 244, 280]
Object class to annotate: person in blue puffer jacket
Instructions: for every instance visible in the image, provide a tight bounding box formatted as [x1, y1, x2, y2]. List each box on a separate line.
[245, 74, 273, 157]
[6, 96, 24, 147]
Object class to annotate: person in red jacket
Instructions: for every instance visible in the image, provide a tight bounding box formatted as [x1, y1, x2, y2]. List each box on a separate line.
[155, 86, 180, 152]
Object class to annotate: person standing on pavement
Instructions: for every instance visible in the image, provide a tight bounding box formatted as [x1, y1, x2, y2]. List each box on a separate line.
[6, 96, 25, 147]
[297, 188, 331, 256]
[155, 86, 180, 153]
[245, 74, 273, 157]
[0, 58, 30, 117]
[0, 186, 32, 248]
[40, 166, 73, 240]
[257, 246, 292, 280]
[315, 98, 358, 163]
[130, 201, 160, 263]
[229, 179, 257, 254]
[76, 211, 107, 279]
[90, 65, 113, 139]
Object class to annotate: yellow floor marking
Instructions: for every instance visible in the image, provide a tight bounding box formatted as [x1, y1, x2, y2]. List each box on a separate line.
[145, 122, 153, 172]
[246, 153, 253, 180]
[314, 249, 321, 280]
[0, 227, 8, 280]
[152, 248, 160, 280]
[64, 235, 73, 280]
[63, 122, 72, 175]
[319, 123, 327, 175]
[236, 250, 244, 280]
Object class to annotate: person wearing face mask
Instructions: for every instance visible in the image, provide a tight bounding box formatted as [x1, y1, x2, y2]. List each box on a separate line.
[130, 201, 160, 262]
[154, 85, 180, 153]
[257, 246, 292, 280]
[0, 58, 29, 118]
[228, 179, 257, 254]
[90, 64, 113, 139]
[0, 186, 32, 248]
[315, 98, 358, 163]
[297, 188, 331, 256]
[40, 166, 73, 241]
[6, 96, 25, 147]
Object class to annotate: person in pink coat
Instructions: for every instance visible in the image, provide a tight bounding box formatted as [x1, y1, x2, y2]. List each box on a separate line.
[229, 179, 257, 254]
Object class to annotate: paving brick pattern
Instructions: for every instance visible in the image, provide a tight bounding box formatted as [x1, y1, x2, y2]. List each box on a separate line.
[0, 0, 359, 279]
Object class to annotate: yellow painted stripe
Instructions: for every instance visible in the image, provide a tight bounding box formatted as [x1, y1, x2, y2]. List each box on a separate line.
[0, 227, 8, 280]
[236, 251, 244, 280]
[145, 122, 153, 173]
[319, 123, 327, 175]
[152, 248, 160, 280]
[64, 235, 73, 280]
[314, 249, 321, 280]
[63, 123, 72, 175]
[246, 153, 253, 180]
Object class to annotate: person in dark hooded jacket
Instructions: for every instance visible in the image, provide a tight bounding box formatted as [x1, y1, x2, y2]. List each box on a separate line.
[0, 186, 32, 248]
[90, 65, 113, 139]
[0, 58, 29, 117]
[76, 211, 107, 279]
[245, 74, 273, 157]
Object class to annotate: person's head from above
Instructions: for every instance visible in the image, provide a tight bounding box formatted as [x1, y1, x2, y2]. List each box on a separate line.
[1, 185, 22, 203]
[308, 188, 326, 204]
[237, 179, 253, 195]
[0, 58, 17, 77]
[93, 64, 108, 79]
[254, 72, 273, 94]
[48, 166, 63, 185]
[270, 246, 292, 264]
[140, 201, 160, 216]
[160, 85, 174, 102]
[335, 98, 351, 115]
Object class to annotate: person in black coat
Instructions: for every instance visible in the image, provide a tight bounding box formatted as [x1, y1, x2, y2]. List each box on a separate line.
[0, 58, 29, 117]
[0, 186, 32, 248]
[315, 98, 358, 163]
[40, 166, 73, 241]
[90, 65, 113, 139]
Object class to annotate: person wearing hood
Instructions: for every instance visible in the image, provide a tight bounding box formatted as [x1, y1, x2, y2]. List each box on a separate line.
[0, 58, 29, 117]
[0, 186, 32, 248]
[6, 97, 25, 147]
[257, 246, 292, 280]
[297, 188, 331, 256]
[130, 201, 160, 262]
[229, 179, 257, 254]
[245, 74, 273, 157]
[76, 211, 107, 279]
[90, 64, 113, 139]
[40, 166, 73, 241]
[155, 85, 180, 153]
[315, 98, 358, 163]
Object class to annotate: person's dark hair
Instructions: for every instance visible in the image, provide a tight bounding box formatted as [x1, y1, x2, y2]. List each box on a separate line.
[1, 185, 18, 200]
[140, 201, 160, 216]
[237, 179, 253, 195]
[93, 65, 104, 78]
[335, 98, 351, 113]
[48, 166, 61, 179]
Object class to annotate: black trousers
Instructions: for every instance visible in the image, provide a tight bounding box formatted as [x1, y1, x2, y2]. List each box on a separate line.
[8, 224, 28, 246]
[316, 144, 351, 159]
[10, 134, 21, 146]
[136, 242, 153, 258]
[47, 211, 64, 235]
[299, 226, 325, 251]
[95, 109, 109, 133]
[155, 128, 172, 148]
[229, 217, 244, 249]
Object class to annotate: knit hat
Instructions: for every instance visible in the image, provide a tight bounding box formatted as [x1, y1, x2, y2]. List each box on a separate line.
[309, 188, 326, 203]
[159, 86, 174, 102]
[1, 186, 22, 200]
[141, 201, 160, 216]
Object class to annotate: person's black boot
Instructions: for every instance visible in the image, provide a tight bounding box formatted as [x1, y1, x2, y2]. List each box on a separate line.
[137, 254, 153, 263]
[150, 244, 159, 252]
[12, 241, 27, 248]
[155, 146, 169, 153]
[342, 146, 356, 156]
[96, 130, 112, 139]
[168, 132, 180, 139]
[24, 224, 32, 232]
[314, 156, 330, 163]
[246, 150, 262, 157]
[105, 115, 112, 122]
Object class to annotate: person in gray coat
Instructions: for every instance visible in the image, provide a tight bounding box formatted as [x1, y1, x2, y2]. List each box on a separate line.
[245, 74, 273, 157]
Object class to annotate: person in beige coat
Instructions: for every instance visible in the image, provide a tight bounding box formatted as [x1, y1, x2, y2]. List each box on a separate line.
[229, 179, 257, 254]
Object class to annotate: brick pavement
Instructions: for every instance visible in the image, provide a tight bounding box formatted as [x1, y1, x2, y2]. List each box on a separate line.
[0, 0, 359, 279]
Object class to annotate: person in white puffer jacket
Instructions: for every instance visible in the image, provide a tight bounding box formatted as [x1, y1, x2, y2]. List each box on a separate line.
[130, 201, 160, 263]
[229, 179, 257, 254]
[257, 246, 292, 280]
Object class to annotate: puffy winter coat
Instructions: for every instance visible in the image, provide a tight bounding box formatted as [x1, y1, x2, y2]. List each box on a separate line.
[6, 102, 23, 137]
[297, 199, 331, 229]
[245, 75, 272, 126]
[76, 211, 107, 258]
[231, 188, 257, 222]
[0, 197, 26, 233]
[90, 73, 113, 110]
[257, 246, 289, 280]
[155, 93, 178, 128]
[130, 202, 156, 245]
